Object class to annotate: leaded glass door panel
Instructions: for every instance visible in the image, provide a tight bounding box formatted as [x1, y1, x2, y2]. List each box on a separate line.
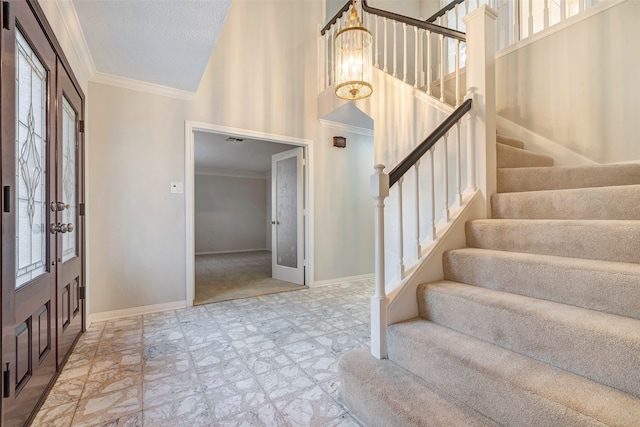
[271, 147, 304, 285]
[1, 2, 58, 424]
[55, 59, 84, 368]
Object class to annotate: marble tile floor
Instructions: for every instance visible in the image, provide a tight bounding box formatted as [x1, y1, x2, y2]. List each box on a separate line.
[33, 279, 374, 427]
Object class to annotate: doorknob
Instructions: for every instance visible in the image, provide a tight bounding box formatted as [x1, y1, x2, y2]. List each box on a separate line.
[56, 202, 69, 211]
[49, 223, 71, 234]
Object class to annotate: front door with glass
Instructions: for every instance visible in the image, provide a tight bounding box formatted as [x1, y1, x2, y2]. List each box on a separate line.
[1, 1, 85, 424]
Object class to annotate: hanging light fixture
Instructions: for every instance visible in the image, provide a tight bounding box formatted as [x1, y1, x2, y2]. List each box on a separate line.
[335, 0, 373, 100]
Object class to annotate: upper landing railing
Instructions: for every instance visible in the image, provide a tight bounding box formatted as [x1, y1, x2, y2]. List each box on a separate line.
[428, 0, 608, 52]
[320, 0, 468, 107]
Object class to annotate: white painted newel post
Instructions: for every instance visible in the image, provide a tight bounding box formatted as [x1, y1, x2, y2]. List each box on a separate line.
[464, 5, 497, 218]
[371, 164, 389, 360]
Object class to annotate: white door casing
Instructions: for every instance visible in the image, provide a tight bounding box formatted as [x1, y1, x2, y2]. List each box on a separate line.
[185, 121, 313, 306]
[271, 147, 304, 285]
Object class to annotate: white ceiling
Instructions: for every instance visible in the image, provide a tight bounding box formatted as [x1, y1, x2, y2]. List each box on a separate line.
[194, 131, 295, 173]
[72, 0, 232, 92]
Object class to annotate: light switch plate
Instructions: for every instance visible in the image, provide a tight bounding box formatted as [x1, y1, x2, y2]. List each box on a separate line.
[170, 182, 184, 194]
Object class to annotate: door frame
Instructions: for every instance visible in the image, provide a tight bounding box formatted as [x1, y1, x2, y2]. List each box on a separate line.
[184, 121, 314, 306]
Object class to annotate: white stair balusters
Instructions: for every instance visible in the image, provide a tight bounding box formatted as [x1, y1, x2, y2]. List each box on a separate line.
[426, 30, 432, 96]
[414, 160, 422, 256]
[442, 133, 450, 222]
[383, 17, 388, 73]
[428, 148, 436, 241]
[455, 121, 463, 207]
[414, 27, 419, 88]
[439, 34, 446, 103]
[403, 23, 408, 83]
[393, 21, 398, 78]
[397, 176, 405, 279]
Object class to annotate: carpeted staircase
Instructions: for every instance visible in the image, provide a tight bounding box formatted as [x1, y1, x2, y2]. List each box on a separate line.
[340, 135, 640, 426]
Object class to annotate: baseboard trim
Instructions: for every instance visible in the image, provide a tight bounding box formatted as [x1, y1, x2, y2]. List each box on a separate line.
[311, 273, 374, 287]
[89, 301, 187, 323]
[195, 248, 270, 256]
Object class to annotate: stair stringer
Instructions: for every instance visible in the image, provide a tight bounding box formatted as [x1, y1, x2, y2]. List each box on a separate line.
[387, 190, 484, 325]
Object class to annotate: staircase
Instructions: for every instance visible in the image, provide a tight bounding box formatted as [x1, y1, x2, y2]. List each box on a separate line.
[340, 136, 640, 426]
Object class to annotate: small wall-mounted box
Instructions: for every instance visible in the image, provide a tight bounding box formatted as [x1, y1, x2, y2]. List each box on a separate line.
[333, 136, 346, 148]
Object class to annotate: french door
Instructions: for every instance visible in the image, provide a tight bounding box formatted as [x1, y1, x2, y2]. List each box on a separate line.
[1, 1, 85, 425]
[271, 147, 304, 285]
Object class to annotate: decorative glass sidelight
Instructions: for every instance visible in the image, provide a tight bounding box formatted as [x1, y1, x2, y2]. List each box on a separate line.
[15, 30, 48, 288]
[276, 156, 298, 268]
[61, 97, 77, 263]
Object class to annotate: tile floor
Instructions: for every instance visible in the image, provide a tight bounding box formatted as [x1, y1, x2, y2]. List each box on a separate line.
[195, 251, 304, 305]
[33, 279, 373, 426]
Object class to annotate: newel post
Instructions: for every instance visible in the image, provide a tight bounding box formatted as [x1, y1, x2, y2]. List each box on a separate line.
[371, 164, 389, 359]
[463, 5, 497, 218]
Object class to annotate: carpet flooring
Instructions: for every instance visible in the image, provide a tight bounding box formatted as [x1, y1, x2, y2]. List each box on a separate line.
[195, 251, 305, 305]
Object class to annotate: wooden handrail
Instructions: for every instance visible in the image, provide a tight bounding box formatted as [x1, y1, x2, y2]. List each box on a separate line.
[389, 98, 472, 187]
[321, 0, 466, 41]
[425, 0, 467, 23]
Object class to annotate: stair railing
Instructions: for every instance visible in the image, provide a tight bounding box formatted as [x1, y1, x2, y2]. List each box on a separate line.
[370, 98, 475, 359]
[428, 0, 609, 52]
[320, 0, 467, 107]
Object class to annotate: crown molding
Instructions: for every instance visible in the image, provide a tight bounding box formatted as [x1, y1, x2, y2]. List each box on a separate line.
[54, 0, 96, 80]
[91, 72, 196, 101]
[319, 119, 374, 137]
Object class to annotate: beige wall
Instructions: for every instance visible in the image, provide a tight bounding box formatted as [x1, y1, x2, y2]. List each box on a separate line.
[496, 0, 640, 163]
[84, 0, 375, 314]
[194, 175, 267, 254]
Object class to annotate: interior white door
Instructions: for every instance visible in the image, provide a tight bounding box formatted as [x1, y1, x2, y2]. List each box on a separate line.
[271, 147, 304, 285]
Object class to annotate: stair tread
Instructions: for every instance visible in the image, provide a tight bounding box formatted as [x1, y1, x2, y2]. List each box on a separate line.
[498, 163, 640, 193]
[447, 247, 640, 274]
[388, 319, 640, 426]
[417, 280, 640, 397]
[339, 349, 497, 427]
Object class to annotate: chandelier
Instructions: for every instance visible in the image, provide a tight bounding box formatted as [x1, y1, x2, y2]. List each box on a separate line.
[334, 0, 373, 100]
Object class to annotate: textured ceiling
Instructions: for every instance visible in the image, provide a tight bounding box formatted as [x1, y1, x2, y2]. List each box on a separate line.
[195, 132, 295, 173]
[72, 0, 232, 92]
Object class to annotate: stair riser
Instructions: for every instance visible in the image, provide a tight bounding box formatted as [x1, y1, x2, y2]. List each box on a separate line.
[443, 251, 640, 320]
[492, 185, 640, 220]
[417, 283, 640, 398]
[388, 322, 640, 426]
[497, 144, 554, 168]
[498, 164, 640, 193]
[496, 135, 524, 149]
[465, 220, 640, 264]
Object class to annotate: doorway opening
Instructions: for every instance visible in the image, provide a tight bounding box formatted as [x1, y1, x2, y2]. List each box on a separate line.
[185, 122, 314, 306]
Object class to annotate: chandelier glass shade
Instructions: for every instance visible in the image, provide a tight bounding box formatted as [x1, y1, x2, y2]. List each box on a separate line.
[334, 2, 372, 100]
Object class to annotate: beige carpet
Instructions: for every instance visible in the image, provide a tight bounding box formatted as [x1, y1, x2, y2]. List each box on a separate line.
[194, 250, 305, 305]
[339, 138, 640, 426]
